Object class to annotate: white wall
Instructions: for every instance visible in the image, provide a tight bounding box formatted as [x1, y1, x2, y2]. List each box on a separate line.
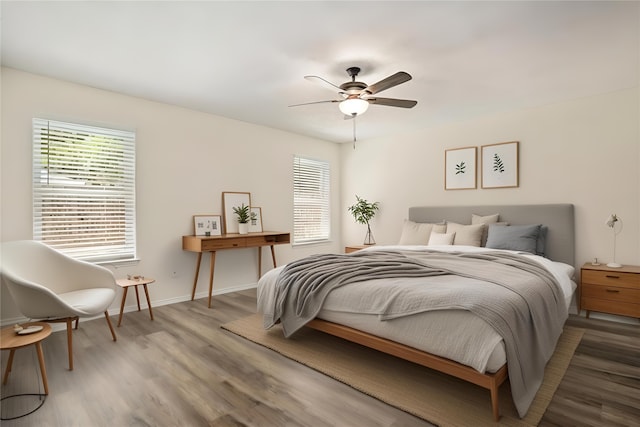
[341, 88, 640, 270]
[1, 67, 342, 323]
[3, 67, 639, 325]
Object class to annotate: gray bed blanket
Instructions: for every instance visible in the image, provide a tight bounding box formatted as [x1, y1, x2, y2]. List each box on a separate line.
[266, 249, 568, 418]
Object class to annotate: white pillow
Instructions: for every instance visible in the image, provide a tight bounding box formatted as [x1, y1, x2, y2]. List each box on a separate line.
[398, 220, 446, 245]
[428, 231, 455, 245]
[445, 222, 484, 247]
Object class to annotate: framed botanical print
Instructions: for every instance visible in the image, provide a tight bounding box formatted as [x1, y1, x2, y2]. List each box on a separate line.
[481, 141, 519, 188]
[249, 207, 263, 233]
[222, 191, 251, 234]
[445, 146, 477, 190]
[193, 215, 222, 236]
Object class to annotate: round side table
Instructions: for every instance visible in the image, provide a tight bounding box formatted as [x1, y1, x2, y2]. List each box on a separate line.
[1, 322, 52, 420]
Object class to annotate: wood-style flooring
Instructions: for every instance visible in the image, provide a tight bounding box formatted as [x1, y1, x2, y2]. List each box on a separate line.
[1, 289, 638, 426]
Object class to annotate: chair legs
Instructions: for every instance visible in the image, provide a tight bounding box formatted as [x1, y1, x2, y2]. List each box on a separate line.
[104, 311, 117, 342]
[46, 313, 117, 371]
[66, 317, 74, 370]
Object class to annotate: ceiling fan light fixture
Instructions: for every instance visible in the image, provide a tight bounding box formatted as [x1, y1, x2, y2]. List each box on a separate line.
[339, 98, 369, 116]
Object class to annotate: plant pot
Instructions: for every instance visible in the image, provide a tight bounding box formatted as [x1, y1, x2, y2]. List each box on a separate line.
[238, 223, 249, 235]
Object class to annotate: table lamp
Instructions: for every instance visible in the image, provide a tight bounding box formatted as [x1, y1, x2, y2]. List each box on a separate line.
[605, 213, 622, 268]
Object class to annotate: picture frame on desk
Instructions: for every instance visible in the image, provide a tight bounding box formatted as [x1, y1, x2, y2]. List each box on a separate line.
[193, 215, 222, 236]
[249, 207, 263, 233]
[222, 191, 251, 234]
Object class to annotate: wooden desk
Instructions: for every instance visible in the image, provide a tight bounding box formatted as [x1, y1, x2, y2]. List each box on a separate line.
[182, 231, 290, 308]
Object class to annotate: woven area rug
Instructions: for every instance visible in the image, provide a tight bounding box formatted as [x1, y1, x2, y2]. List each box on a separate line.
[222, 314, 584, 427]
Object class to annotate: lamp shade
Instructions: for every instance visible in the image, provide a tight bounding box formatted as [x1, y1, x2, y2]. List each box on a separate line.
[339, 98, 369, 116]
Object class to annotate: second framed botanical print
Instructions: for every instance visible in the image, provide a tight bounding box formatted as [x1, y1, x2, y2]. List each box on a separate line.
[445, 146, 477, 190]
[481, 141, 519, 189]
[249, 207, 263, 233]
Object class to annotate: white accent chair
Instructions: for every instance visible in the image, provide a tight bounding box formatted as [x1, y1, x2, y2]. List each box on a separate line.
[1, 240, 117, 370]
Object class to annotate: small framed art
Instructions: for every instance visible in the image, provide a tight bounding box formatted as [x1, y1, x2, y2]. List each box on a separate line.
[481, 141, 519, 189]
[222, 191, 251, 234]
[249, 207, 263, 233]
[194, 215, 222, 236]
[445, 146, 477, 190]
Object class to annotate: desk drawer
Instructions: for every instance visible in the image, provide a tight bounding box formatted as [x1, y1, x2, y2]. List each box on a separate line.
[245, 236, 269, 246]
[202, 238, 246, 251]
[581, 270, 639, 289]
[581, 283, 640, 304]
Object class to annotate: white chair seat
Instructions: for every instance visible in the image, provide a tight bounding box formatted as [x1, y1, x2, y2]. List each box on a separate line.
[59, 288, 117, 316]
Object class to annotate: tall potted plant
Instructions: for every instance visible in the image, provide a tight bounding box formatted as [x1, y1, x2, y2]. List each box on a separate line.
[233, 203, 251, 235]
[347, 195, 379, 245]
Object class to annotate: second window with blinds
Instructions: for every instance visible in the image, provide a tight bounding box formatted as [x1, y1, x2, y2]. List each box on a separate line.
[292, 155, 330, 245]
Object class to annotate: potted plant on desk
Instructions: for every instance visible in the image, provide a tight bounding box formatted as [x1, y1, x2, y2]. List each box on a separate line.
[348, 195, 379, 245]
[233, 203, 251, 235]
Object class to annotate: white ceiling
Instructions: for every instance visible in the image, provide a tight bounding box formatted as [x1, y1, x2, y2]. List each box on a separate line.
[2, 1, 638, 144]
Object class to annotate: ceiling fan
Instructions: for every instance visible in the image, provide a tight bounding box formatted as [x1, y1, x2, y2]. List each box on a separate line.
[290, 66, 418, 118]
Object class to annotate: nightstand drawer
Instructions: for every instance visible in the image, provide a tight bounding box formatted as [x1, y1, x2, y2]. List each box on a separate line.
[581, 297, 640, 318]
[581, 283, 640, 304]
[581, 270, 639, 289]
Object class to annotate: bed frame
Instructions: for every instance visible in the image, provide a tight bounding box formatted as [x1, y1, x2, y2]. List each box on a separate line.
[307, 204, 575, 421]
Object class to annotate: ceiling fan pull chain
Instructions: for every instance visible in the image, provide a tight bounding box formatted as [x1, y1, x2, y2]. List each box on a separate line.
[352, 113, 357, 149]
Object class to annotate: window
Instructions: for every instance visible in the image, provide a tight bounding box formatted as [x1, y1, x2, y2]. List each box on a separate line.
[293, 155, 330, 244]
[32, 118, 136, 262]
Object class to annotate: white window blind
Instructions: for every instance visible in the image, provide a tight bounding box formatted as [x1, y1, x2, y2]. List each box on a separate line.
[293, 155, 330, 244]
[32, 118, 136, 262]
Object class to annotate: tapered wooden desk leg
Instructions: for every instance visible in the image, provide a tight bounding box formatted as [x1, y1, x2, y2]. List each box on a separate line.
[2, 349, 15, 384]
[270, 245, 277, 267]
[208, 251, 216, 308]
[118, 287, 129, 327]
[258, 247, 262, 278]
[191, 252, 203, 301]
[35, 342, 49, 395]
[143, 284, 154, 320]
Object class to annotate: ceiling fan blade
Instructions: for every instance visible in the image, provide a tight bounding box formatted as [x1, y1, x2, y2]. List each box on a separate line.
[365, 71, 412, 95]
[366, 97, 417, 108]
[304, 75, 345, 94]
[288, 100, 340, 107]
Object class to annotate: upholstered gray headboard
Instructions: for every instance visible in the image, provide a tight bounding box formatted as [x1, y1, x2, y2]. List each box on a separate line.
[408, 204, 575, 266]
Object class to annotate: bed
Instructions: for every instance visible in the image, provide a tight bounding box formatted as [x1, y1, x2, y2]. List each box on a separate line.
[257, 204, 575, 421]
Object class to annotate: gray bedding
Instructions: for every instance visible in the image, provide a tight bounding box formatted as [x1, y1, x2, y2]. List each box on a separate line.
[265, 249, 568, 418]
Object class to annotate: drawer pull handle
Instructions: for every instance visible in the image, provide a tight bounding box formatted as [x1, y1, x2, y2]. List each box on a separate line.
[605, 289, 620, 293]
[605, 275, 620, 279]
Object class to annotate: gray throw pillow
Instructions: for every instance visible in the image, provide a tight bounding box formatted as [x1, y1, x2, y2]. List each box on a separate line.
[485, 224, 542, 254]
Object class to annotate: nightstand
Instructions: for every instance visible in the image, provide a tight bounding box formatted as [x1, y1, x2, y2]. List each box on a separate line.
[580, 263, 640, 319]
[345, 244, 374, 253]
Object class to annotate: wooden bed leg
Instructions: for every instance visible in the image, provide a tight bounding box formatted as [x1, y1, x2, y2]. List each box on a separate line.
[490, 383, 500, 422]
